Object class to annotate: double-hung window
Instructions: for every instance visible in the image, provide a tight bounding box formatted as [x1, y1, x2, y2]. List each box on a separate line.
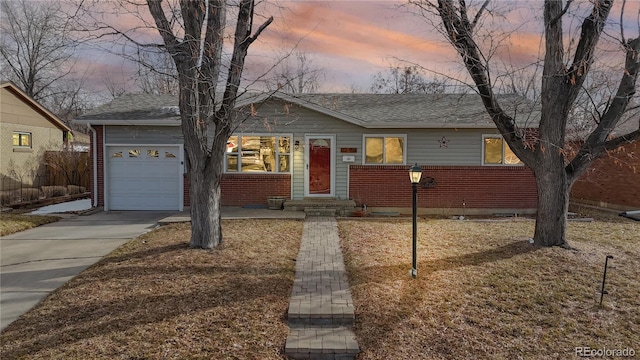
[363, 135, 406, 164]
[225, 135, 291, 173]
[482, 135, 522, 165]
[12, 132, 31, 148]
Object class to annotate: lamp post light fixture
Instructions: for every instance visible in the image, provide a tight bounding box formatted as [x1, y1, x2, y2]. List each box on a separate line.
[409, 163, 422, 278]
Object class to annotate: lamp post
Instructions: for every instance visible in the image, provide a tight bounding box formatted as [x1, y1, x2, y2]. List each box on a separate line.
[409, 163, 422, 278]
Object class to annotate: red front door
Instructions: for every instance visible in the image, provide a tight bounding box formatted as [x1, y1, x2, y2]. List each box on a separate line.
[306, 136, 333, 196]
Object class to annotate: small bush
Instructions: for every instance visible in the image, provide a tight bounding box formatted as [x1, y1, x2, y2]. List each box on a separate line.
[0, 190, 16, 205]
[41, 185, 67, 198]
[21, 188, 40, 202]
[67, 185, 87, 195]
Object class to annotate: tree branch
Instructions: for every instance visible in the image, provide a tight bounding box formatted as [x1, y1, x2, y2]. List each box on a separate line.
[146, 0, 180, 52]
[217, 0, 272, 122]
[565, 0, 614, 104]
[436, 0, 534, 165]
[566, 36, 640, 180]
[471, 0, 491, 30]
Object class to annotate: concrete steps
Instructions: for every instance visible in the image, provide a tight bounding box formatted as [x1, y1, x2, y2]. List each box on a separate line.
[284, 199, 356, 217]
[284, 217, 360, 360]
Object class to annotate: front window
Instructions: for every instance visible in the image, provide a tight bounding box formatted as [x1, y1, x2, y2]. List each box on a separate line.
[364, 135, 405, 164]
[12, 132, 31, 148]
[483, 135, 522, 165]
[225, 135, 291, 173]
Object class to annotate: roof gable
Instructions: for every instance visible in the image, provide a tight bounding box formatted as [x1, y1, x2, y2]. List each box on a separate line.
[0, 81, 71, 132]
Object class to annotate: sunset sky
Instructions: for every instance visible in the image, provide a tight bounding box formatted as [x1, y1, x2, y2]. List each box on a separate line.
[77, 0, 639, 97]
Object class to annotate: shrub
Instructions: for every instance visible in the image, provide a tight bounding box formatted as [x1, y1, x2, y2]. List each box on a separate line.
[0, 190, 15, 205]
[41, 185, 67, 198]
[20, 188, 40, 202]
[67, 185, 87, 195]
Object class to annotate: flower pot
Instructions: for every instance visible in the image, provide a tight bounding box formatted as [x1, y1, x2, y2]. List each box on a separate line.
[267, 196, 286, 210]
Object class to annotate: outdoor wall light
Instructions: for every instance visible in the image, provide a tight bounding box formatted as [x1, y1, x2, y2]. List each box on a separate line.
[294, 140, 300, 151]
[409, 163, 422, 278]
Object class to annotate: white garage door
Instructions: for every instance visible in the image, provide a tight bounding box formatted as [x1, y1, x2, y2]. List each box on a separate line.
[107, 145, 182, 210]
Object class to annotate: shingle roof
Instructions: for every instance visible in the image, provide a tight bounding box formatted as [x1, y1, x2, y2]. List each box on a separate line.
[289, 93, 540, 128]
[76, 92, 540, 129]
[77, 93, 179, 121]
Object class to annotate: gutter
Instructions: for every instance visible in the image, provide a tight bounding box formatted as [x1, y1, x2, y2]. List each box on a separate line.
[87, 123, 98, 208]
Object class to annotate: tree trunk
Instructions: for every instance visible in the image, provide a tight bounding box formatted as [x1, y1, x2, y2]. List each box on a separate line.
[188, 154, 223, 249]
[532, 163, 570, 247]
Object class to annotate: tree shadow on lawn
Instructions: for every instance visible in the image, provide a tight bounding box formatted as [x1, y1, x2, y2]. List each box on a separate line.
[349, 240, 540, 355]
[351, 240, 538, 286]
[1, 252, 295, 358]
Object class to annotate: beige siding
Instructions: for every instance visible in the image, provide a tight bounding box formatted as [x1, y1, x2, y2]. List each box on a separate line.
[0, 88, 65, 186]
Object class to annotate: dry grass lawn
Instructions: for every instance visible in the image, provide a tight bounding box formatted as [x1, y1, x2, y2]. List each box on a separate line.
[340, 213, 639, 359]
[2, 211, 637, 360]
[0, 219, 303, 360]
[0, 213, 60, 236]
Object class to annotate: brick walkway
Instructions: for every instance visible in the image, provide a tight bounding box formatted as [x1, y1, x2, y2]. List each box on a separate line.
[285, 217, 360, 360]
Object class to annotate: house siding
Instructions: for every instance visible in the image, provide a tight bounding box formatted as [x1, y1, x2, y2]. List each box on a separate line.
[0, 87, 66, 189]
[571, 141, 640, 209]
[105, 125, 182, 144]
[349, 165, 537, 214]
[236, 101, 503, 200]
[90, 99, 535, 212]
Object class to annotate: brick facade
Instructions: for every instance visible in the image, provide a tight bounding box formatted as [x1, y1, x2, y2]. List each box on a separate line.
[220, 173, 291, 206]
[571, 141, 640, 209]
[349, 165, 537, 213]
[89, 125, 105, 207]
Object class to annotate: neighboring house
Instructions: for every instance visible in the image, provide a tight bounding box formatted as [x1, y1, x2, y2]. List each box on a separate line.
[75, 92, 539, 214]
[571, 140, 640, 210]
[0, 81, 71, 190]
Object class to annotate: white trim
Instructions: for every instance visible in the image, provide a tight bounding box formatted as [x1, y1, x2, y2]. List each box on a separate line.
[481, 134, 524, 166]
[304, 134, 336, 198]
[104, 143, 184, 211]
[361, 134, 407, 165]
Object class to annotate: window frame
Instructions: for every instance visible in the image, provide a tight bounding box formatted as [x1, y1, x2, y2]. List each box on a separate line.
[481, 134, 523, 166]
[362, 134, 407, 165]
[224, 133, 293, 174]
[12, 131, 32, 148]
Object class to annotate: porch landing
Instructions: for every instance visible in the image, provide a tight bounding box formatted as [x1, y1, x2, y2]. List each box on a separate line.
[284, 199, 357, 217]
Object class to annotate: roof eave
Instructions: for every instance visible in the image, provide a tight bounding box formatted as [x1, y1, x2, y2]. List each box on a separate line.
[1, 81, 72, 132]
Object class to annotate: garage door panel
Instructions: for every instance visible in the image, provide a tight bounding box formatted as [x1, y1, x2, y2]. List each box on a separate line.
[107, 145, 182, 210]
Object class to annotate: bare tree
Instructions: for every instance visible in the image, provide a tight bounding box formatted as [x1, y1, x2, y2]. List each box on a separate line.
[267, 51, 324, 93]
[146, 0, 271, 248]
[134, 49, 179, 95]
[370, 64, 448, 94]
[412, 0, 640, 247]
[0, 0, 85, 113]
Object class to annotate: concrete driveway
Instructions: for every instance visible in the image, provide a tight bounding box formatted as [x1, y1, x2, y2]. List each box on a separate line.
[0, 210, 177, 331]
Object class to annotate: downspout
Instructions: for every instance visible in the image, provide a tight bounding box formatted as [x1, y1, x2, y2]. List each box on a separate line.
[87, 123, 98, 208]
